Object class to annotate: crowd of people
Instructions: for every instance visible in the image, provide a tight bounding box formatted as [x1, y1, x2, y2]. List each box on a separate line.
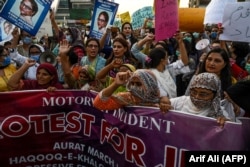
[0, 9, 250, 128]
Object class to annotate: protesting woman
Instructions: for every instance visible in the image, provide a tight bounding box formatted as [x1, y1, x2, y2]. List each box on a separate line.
[8, 59, 63, 91]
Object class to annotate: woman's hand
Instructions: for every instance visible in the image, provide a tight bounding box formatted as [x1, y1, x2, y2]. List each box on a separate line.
[174, 30, 184, 43]
[47, 86, 57, 92]
[24, 59, 36, 67]
[159, 96, 172, 113]
[59, 40, 71, 63]
[144, 33, 155, 42]
[115, 71, 132, 86]
[216, 116, 228, 128]
[111, 58, 123, 69]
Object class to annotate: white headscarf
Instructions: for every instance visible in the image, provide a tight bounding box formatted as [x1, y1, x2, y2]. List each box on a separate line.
[190, 72, 223, 117]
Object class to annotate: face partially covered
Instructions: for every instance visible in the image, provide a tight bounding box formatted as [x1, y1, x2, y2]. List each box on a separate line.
[190, 88, 215, 109]
[126, 70, 159, 102]
[189, 72, 221, 110]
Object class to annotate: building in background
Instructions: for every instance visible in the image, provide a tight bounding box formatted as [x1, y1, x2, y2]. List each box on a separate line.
[55, 0, 94, 28]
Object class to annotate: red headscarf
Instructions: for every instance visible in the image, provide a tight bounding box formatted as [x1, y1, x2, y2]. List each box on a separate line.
[22, 63, 64, 90]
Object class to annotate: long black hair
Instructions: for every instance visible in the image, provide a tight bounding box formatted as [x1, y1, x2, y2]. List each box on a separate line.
[198, 48, 232, 92]
[121, 22, 138, 48]
[145, 47, 167, 68]
[106, 37, 140, 68]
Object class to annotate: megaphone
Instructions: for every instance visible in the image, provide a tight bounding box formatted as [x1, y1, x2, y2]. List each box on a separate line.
[195, 39, 210, 53]
[39, 51, 57, 66]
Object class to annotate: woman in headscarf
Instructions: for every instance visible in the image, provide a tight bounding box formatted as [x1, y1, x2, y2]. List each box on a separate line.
[74, 65, 96, 90]
[8, 60, 63, 90]
[93, 69, 171, 112]
[166, 73, 232, 127]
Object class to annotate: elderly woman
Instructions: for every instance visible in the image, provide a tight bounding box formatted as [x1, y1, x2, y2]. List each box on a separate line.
[167, 73, 231, 127]
[8, 60, 63, 90]
[93, 69, 171, 112]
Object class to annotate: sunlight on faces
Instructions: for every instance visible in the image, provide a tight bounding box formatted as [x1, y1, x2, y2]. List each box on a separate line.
[36, 69, 54, 85]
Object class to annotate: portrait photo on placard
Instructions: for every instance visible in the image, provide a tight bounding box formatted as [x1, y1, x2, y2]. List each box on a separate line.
[94, 10, 111, 34]
[0, 17, 15, 41]
[10, 0, 44, 26]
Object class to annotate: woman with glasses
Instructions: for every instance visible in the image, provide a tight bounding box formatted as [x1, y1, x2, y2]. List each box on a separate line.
[80, 38, 106, 75]
[185, 48, 247, 118]
[59, 39, 106, 89]
[97, 11, 109, 34]
[167, 73, 232, 127]
[19, 0, 38, 26]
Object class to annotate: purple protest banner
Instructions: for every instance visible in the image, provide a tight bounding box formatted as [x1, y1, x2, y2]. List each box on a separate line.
[0, 90, 249, 166]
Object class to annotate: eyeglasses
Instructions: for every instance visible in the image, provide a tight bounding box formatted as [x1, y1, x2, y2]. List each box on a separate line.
[190, 89, 214, 98]
[87, 44, 98, 48]
[20, 1, 33, 11]
[98, 18, 106, 22]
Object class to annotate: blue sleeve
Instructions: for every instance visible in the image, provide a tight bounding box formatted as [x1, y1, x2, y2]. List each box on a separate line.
[131, 43, 146, 68]
[96, 57, 106, 74]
